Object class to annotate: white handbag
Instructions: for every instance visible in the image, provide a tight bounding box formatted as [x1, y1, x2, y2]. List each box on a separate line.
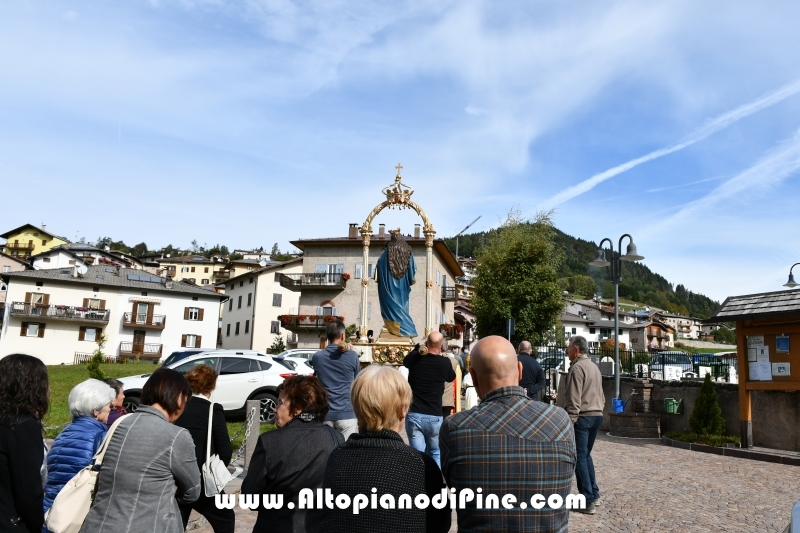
[202, 400, 232, 497]
[44, 414, 130, 533]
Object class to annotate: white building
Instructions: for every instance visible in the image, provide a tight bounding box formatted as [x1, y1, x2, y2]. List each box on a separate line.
[0, 266, 226, 365]
[29, 244, 144, 271]
[654, 311, 702, 340]
[220, 258, 302, 352]
[560, 313, 633, 347]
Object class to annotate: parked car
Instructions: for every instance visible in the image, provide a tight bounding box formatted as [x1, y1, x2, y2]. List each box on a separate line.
[275, 356, 314, 375]
[118, 350, 296, 423]
[649, 351, 697, 380]
[161, 348, 218, 367]
[538, 354, 567, 373]
[275, 348, 318, 365]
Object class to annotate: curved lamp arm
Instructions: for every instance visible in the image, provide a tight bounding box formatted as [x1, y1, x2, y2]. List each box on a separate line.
[785, 263, 800, 288]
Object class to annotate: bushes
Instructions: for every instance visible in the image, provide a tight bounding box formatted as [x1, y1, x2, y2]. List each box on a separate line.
[689, 374, 726, 435]
[665, 431, 740, 447]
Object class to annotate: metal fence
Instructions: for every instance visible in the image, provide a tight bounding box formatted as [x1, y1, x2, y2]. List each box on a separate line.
[532, 346, 739, 397]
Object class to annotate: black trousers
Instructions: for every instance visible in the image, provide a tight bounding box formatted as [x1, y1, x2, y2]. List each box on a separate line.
[179, 490, 236, 533]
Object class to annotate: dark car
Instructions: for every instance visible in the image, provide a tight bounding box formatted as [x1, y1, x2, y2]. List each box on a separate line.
[649, 351, 696, 380]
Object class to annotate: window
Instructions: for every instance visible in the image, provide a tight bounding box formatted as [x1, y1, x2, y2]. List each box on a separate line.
[226, 324, 231, 336]
[247, 293, 252, 307]
[191, 267, 196, 273]
[240, 281, 244, 287]
[185, 334, 197, 348]
[36, 281, 43, 287]
[274, 273, 281, 282]
[355, 264, 362, 279]
[247, 266, 252, 271]
[228, 299, 233, 312]
[24, 323, 41, 337]
[80, 327, 99, 342]
[88, 299, 102, 310]
[272, 293, 282, 307]
[270, 321, 280, 334]
[237, 295, 242, 309]
[436, 270, 441, 285]
[589, 327, 596, 334]
[93, 286, 100, 292]
[2, 266, 9, 273]
[572, 327, 577, 334]
[42, 257, 51, 263]
[235, 322, 240, 335]
[187, 307, 199, 320]
[181, 267, 189, 273]
[230, 284, 234, 291]
[219, 358, 257, 375]
[202, 279, 209, 285]
[174, 357, 218, 374]
[68, 260, 76, 265]
[204, 267, 209, 273]
[0, 283, 6, 292]
[357, 302, 372, 320]
[245, 320, 250, 334]
[41, 240, 46, 246]
[249, 278, 254, 284]
[315, 264, 344, 276]
[368, 264, 375, 278]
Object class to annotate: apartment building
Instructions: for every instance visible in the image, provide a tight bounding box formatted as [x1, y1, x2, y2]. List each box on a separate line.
[0, 266, 226, 365]
[1, 224, 69, 260]
[220, 258, 302, 351]
[158, 256, 229, 287]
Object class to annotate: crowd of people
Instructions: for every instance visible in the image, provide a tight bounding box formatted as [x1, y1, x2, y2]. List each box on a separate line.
[0, 318, 604, 533]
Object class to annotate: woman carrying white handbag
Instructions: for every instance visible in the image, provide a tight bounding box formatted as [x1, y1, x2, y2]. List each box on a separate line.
[174, 364, 235, 533]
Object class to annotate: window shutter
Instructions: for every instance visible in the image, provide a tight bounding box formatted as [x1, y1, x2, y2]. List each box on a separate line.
[184, 307, 189, 320]
[196, 335, 202, 347]
[24, 292, 32, 303]
[198, 309, 204, 321]
[79, 326, 86, 341]
[42, 294, 50, 306]
[99, 300, 106, 310]
[20, 322, 27, 336]
[83, 298, 89, 308]
[181, 334, 187, 347]
[317, 307, 323, 315]
[332, 307, 338, 316]
[38, 324, 45, 338]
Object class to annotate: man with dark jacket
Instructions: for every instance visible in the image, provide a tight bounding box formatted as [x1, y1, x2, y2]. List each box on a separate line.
[312, 320, 361, 440]
[518, 340, 546, 400]
[403, 331, 456, 467]
[565, 335, 605, 515]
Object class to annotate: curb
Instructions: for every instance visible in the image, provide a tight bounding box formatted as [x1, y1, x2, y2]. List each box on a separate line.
[661, 437, 800, 466]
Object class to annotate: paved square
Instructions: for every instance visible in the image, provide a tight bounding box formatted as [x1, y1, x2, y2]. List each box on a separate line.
[190, 433, 799, 532]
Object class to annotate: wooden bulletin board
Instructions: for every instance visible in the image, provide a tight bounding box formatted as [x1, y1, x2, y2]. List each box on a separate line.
[739, 319, 800, 391]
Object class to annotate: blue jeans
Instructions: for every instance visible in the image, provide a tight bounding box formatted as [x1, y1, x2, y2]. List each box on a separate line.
[405, 412, 443, 467]
[574, 415, 602, 503]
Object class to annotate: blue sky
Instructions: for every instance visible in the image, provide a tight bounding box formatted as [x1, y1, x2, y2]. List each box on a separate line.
[2, 1, 800, 302]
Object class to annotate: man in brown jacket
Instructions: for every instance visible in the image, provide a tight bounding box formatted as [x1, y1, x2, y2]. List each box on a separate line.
[564, 335, 605, 515]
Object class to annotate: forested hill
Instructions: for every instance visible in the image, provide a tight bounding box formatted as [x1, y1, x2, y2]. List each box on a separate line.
[443, 227, 720, 319]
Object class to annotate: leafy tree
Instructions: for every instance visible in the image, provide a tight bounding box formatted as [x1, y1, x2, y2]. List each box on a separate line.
[191, 239, 200, 253]
[689, 374, 726, 435]
[229, 253, 244, 261]
[268, 335, 286, 354]
[132, 242, 148, 256]
[220, 245, 230, 256]
[271, 243, 280, 257]
[87, 334, 108, 380]
[345, 323, 358, 339]
[713, 327, 736, 344]
[472, 211, 564, 344]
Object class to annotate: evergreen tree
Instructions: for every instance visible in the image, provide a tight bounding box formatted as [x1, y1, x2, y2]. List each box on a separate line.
[689, 374, 726, 435]
[472, 211, 564, 344]
[87, 334, 108, 380]
[268, 335, 286, 354]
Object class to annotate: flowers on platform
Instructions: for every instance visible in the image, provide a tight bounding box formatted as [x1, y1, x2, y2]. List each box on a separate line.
[341, 273, 351, 280]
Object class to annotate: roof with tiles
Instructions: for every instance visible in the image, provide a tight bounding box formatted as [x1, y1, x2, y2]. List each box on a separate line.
[705, 290, 800, 323]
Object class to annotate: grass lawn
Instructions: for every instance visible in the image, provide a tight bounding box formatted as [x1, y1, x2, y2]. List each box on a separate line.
[46, 364, 275, 445]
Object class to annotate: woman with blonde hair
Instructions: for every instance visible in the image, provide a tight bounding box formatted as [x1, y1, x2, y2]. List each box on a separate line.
[320, 365, 450, 533]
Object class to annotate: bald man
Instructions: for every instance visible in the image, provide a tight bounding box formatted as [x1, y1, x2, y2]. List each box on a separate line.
[518, 341, 546, 401]
[440, 336, 576, 532]
[403, 331, 456, 467]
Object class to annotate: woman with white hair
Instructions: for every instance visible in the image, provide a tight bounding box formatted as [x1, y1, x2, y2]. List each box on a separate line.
[42, 378, 115, 515]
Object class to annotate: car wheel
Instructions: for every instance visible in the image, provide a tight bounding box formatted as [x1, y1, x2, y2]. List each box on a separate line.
[253, 393, 278, 424]
[123, 396, 141, 413]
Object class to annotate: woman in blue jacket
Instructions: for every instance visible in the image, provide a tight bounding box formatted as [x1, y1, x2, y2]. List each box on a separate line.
[43, 379, 115, 514]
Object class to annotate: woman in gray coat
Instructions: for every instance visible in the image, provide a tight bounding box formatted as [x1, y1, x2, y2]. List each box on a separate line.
[80, 368, 201, 533]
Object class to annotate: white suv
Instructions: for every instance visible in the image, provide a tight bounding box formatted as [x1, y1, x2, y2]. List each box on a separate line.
[118, 350, 296, 423]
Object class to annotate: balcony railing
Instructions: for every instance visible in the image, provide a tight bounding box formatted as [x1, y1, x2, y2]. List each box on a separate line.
[122, 312, 166, 329]
[5, 242, 35, 250]
[9, 302, 110, 323]
[279, 273, 347, 291]
[213, 271, 230, 279]
[441, 287, 458, 301]
[279, 314, 345, 330]
[119, 342, 163, 360]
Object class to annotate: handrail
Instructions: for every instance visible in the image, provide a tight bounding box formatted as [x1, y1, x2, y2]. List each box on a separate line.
[122, 312, 166, 326]
[9, 302, 110, 322]
[279, 273, 347, 288]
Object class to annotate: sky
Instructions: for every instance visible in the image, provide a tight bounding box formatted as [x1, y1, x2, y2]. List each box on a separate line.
[2, 0, 800, 302]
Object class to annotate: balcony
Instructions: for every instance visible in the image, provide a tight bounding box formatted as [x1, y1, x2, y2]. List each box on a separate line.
[119, 342, 163, 360]
[278, 314, 345, 330]
[441, 287, 458, 301]
[213, 271, 230, 280]
[122, 312, 166, 330]
[279, 273, 347, 291]
[439, 324, 463, 340]
[9, 302, 110, 323]
[5, 242, 35, 250]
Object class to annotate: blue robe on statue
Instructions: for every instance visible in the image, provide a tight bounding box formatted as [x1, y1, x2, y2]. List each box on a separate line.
[376, 249, 417, 337]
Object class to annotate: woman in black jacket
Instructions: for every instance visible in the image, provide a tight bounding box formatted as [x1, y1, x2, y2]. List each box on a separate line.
[320, 364, 451, 533]
[0, 354, 49, 533]
[174, 364, 234, 533]
[242, 375, 343, 533]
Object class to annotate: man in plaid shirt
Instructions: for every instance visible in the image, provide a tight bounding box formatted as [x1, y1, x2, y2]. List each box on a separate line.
[440, 336, 577, 532]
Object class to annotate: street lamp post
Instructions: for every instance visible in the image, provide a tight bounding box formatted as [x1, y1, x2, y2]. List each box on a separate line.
[784, 263, 800, 288]
[589, 234, 644, 400]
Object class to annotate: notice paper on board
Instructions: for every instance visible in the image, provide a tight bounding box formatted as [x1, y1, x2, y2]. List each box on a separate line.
[748, 335, 765, 347]
[756, 346, 770, 363]
[749, 361, 772, 381]
[748, 348, 758, 362]
[772, 362, 790, 376]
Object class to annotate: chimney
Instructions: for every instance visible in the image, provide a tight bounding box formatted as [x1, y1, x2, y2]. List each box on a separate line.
[414, 224, 421, 239]
[41, 224, 46, 231]
[348, 223, 358, 239]
[379, 224, 386, 238]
